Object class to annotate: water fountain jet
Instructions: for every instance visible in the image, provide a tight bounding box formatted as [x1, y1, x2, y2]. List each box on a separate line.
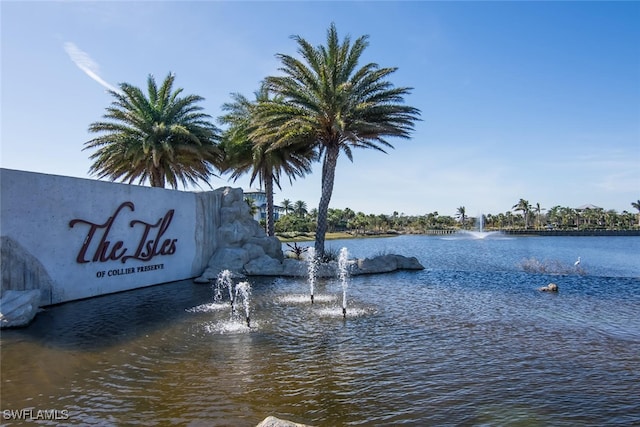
[235, 281, 252, 328]
[456, 213, 501, 239]
[338, 247, 349, 319]
[214, 269, 233, 303]
[306, 247, 318, 304]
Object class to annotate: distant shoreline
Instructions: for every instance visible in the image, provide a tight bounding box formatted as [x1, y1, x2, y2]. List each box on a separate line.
[501, 229, 640, 237]
[278, 229, 640, 242]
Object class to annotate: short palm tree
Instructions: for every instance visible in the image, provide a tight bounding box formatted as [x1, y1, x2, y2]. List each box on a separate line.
[85, 73, 221, 188]
[253, 23, 420, 257]
[218, 84, 315, 236]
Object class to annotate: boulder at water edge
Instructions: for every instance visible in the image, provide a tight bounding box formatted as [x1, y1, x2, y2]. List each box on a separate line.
[352, 254, 424, 275]
[0, 289, 41, 328]
[256, 416, 314, 427]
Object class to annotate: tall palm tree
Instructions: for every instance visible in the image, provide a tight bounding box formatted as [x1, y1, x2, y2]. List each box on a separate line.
[253, 23, 420, 257]
[632, 200, 640, 226]
[85, 73, 220, 189]
[533, 202, 546, 229]
[512, 199, 531, 229]
[218, 84, 315, 236]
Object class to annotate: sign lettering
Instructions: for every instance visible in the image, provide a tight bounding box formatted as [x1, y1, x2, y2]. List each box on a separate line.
[69, 201, 178, 265]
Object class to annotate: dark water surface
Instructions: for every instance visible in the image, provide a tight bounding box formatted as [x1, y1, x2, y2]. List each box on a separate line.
[2, 235, 639, 426]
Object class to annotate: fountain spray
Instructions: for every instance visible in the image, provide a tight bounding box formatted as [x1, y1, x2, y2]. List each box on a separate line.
[306, 247, 318, 304]
[216, 270, 234, 306]
[338, 247, 349, 319]
[235, 281, 252, 328]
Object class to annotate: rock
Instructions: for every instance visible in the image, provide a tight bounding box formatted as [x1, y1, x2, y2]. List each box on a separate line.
[207, 247, 250, 274]
[353, 254, 425, 275]
[244, 255, 284, 275]
[1, 236, 53, 306]
[256, 416, 314, 427]
[194, 188, 288, 282]
[192, 275, 212, 284]
[273, 254, 424, 278]
[280, 258, 308, 277]
[539, 283, 559, 292]
[0, 289, 41, 328]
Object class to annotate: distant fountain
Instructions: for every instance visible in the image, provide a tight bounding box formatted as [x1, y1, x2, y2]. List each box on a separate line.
[306, 247, 318, 304]
[338, 247, 349, 319]
[456, 214, 501, 239]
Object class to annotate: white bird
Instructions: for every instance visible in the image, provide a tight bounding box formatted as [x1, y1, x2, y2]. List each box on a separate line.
[574, 256, 581, 266]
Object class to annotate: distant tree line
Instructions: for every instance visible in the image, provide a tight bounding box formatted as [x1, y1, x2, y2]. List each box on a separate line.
[272, 198, 640, 234]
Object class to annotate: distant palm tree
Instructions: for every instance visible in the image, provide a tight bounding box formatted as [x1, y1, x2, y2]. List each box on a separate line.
[294, 200, 308, 218]
[281, 199, 293, 215]
[309, 208, 318, 222]
[512, 199, 531, 229]
[218, 84, 315, 236]
[632, 200, 640, 226]
[85, 73, 220, 188]
[456, 206, 467, 228]
[533, 202, 546, 229]
[245, 197, 259, 217]
[253, 23, 420, 257]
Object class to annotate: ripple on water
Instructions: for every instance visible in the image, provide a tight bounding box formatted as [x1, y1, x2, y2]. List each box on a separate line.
[2, 236, 639, 426]
[203, 320, 252, 334]
[277, 293, 337, 304]
[185, 302, 230, 313]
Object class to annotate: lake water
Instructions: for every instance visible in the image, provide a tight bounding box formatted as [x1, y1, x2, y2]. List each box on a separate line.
[1, 235, 639, 426]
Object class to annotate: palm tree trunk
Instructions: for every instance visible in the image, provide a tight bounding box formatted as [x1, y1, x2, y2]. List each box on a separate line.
[265, 171, 275, 237]
[315, 144, 339, 258]
[151, 167, 165, 188]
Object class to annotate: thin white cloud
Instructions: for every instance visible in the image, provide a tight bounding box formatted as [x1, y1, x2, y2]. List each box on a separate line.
[63, 42, 120, 93]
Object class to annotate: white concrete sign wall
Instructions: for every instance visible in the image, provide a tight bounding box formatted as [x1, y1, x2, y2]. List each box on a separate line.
[1, 168, 201, 305]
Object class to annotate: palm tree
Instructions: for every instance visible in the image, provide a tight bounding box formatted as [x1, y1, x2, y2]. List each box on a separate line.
[218, 84, 315, 236]
[253, 23, 420, 257]
[548, 205, 562, 229]
[281, 199, 293, 215]
[294, 200, 308, 218]
[533, 202, 546, 229]
[456, 206, 467, 228]
[85, 73, 220, 188]
[245, 197, 259, 217]
[512, 199, 531, 229]
[632, 200, 640, 226]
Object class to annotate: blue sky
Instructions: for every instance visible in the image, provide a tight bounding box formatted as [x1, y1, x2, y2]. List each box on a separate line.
[2, 1, 639, 217]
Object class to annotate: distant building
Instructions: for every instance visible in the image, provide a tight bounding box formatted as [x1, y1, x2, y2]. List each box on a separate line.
[244, 188, 282, 222]
[576, 204, 602, 211]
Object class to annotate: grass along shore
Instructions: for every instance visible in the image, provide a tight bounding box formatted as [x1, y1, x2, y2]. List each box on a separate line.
[276, 228, 640, 242]
[276, 231, 400, 242]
